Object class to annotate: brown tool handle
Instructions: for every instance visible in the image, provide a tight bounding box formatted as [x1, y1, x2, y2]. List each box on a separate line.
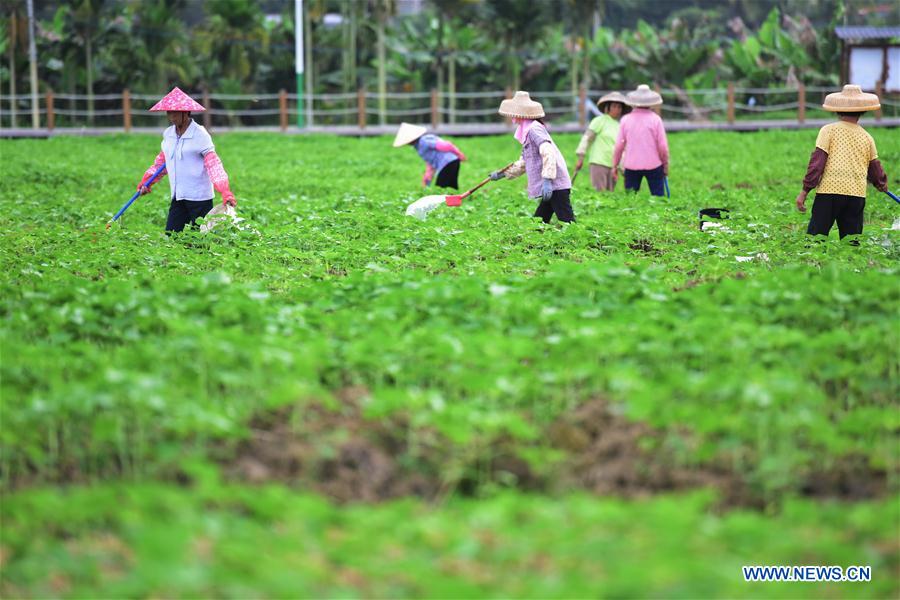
[461, 162, 516, 199]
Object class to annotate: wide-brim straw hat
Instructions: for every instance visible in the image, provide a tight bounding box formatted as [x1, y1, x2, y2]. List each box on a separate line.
[597, 91, 632, 114]
[393, 122, 427, 147]
[625, 84, 663, 108]
[498, 91, 545, 119]
[149, 87, 206, 112]
[822, 84, 880, 112]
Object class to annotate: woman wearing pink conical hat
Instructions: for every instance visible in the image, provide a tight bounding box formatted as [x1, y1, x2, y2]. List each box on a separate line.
[137, 87, 237, 232]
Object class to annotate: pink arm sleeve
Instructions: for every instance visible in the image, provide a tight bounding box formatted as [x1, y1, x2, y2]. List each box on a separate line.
[435, 140, 466, 160]
[139, 152, 167, 189]
[656, 119, 670, 165]
[203, 151, 234, 200]
[612, 125, 626, 169]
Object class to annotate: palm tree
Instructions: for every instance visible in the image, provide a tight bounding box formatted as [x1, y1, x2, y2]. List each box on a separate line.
[482, 0, 552, 90]
[69, 0, 106, 124]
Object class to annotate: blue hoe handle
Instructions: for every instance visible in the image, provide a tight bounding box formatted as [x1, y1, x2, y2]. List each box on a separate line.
[886, 190, 900, 205]
[664, 177, 670, 198]
[108, 164, 166, 226]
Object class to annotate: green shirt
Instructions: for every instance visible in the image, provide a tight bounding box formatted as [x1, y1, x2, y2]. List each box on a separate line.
[587, 114, 619, 167]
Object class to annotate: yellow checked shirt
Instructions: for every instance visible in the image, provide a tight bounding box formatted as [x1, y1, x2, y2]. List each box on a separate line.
[815, 121, 878, 198]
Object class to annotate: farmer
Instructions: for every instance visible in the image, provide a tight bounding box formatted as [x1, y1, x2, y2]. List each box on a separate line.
[137, 87, 236, 232]
[796, 84, 889, 239]
[489, 91, 574, 223]
[612, 84, 669, 197]
[574, 91, 630, 191]
[393, 122, 467, 190]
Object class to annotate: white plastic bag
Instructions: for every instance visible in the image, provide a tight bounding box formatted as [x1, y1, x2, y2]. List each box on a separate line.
[405, 195, 446, 220]
[200, 204, 239, 233]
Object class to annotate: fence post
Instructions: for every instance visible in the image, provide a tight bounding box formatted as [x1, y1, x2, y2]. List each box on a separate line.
[431, 88, 439, 129]
[727, 82, 735, 124]
[875, 81, 883, 121]
[797, 84, 805, 124]
[653, 84, 662, 116]
[45, 90, 54, 130]
[279, 89, 288, 131]
[123, 89, 131, 132]
[357, 87, 366, 130]
[578, 85, 587, 127]
[202, 89, 211, 129]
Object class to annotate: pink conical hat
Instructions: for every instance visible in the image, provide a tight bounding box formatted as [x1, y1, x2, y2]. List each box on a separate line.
[149, 87, 206, 112]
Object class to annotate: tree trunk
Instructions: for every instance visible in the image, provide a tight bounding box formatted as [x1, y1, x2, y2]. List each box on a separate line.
[26, 0, 39, 129]
[304, 2, 313, 125]
[508, 44, 521, 91]
[86, 35, 94, 125]
[349, 1, 357, 90]
[377, 5, 386, 125]
[9, 12, 16, 128]
[341, 2, 349, 94]
[582, 29, 590, 91]
[570, 38, 578, 120]
[448, 51, 456, 124]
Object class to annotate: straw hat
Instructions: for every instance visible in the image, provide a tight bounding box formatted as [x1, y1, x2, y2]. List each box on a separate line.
[625, 84, 663, 108]
[498, 91, 545, 119]
[822, 84, 880, 112]
[393, 122, 427, 147]
[597, 91, 631, 114]
[149, 87, 206, 112]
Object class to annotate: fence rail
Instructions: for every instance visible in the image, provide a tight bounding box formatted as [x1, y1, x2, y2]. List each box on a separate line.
[1, 85, 897, 133]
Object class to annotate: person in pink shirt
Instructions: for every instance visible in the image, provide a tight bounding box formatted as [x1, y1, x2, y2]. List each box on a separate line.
[612, 84, 670, 197]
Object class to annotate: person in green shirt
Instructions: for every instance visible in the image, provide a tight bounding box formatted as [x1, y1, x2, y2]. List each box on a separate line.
[574, 92, 630, 191]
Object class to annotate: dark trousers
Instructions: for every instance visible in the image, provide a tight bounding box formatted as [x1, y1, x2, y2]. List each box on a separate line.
[624, 165, 665, 196]
[435, 159, 461, 189]
[807, 193, 865, 239]
[166, 198, 213, 232]
[534, 188, 575, 223]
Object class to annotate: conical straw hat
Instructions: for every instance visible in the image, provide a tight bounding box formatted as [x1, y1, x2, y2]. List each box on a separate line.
[393, 122, 427, 147]
[597, 91, 632, 114]
[822, 84, 880, 112]
[498, 91, 545, 119]
[625, 84, 663, 108]
[149, 87, 206, 112]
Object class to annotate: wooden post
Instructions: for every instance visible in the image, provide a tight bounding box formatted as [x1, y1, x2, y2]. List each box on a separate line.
[653, 84, 662, 115]
[123, 89, 132, 132]
[505, 86, 512, 100]
[357, 87, 366, 129]
[875, 80, 884, 121]
[797, 83, 805, 124]
[279, 89, 288, 131]
[202, 89, 211, 129]
[45, 89, 53, 130]
[578, 85, 587, 127]
[430, 88, 439, 129]
[727, 82, 735, 124]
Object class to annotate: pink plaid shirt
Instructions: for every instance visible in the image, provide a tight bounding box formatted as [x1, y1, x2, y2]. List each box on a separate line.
[613, 108, 669, 171]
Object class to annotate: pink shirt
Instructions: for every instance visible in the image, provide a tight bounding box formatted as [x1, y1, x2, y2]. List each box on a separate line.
[612, 108, 669, 171]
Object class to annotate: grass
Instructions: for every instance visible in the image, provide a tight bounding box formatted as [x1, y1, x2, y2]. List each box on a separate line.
[1, 125, 898, 597]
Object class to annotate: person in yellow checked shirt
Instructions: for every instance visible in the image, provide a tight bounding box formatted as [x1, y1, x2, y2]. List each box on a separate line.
[796, 85, 889, 241]
[574, 92, 630, 191]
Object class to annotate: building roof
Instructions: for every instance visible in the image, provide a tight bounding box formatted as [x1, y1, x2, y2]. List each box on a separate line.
[834, 26, 900, 40]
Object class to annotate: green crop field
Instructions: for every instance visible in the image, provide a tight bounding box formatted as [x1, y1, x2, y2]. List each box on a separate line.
[1, 127, 898, 598]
